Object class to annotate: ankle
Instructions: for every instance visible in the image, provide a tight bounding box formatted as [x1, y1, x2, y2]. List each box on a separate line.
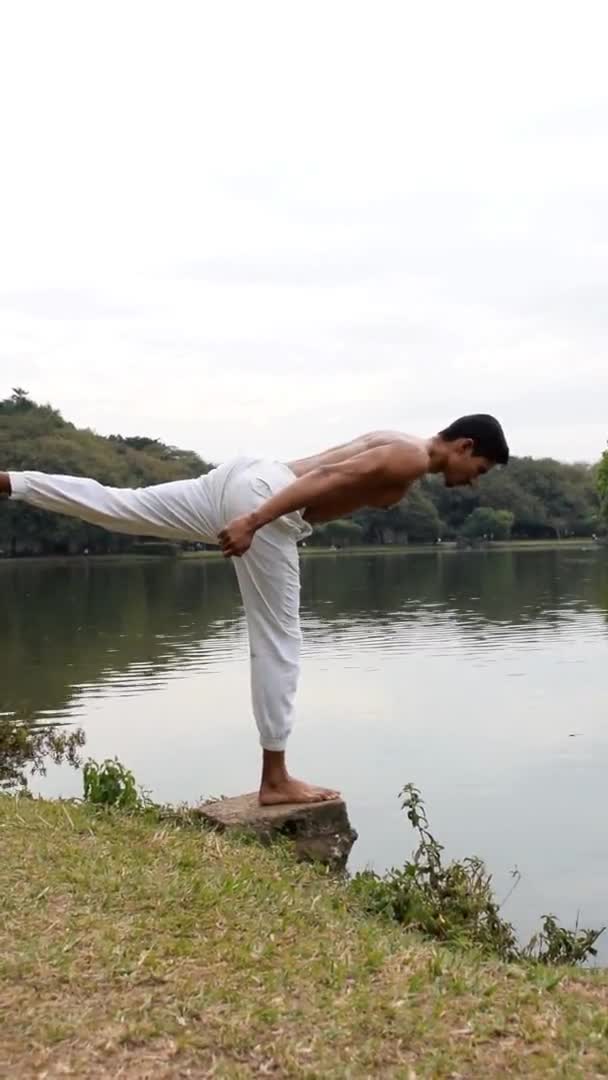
[261, 749, 289, 787]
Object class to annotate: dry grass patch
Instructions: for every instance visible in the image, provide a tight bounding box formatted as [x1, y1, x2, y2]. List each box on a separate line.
[1, 795, 607, 1078]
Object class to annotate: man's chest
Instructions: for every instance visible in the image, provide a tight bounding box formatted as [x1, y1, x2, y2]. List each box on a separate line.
[364, 480, 413, 509]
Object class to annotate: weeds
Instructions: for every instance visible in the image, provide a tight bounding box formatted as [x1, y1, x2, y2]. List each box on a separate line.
[82, 757, 148, 810]
[525, 914, 604, 966]
[351, 783, 604, 966]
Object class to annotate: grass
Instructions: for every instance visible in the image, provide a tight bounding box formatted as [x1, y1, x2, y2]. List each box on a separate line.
[2, 796, 608, 1077]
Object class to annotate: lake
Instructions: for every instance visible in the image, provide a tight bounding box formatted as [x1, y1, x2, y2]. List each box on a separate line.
[2, 547, 608, 958]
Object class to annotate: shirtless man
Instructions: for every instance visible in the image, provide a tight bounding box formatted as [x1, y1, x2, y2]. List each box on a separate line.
[1, 413, 509, 805]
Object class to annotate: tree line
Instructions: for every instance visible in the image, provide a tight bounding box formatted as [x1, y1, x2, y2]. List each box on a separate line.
[0, 389, 603, 554]
[0, 389, 212, 556]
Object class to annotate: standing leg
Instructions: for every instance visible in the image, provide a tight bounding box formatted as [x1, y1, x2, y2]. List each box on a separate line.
[233, 522, 340, 805]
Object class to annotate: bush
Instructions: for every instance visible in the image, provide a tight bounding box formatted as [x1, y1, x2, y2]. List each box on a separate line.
[83, 757, 147, 810]
[351, 784, 604, 965]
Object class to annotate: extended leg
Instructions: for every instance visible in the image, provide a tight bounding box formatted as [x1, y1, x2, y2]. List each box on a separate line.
[4, 470, 218, 543]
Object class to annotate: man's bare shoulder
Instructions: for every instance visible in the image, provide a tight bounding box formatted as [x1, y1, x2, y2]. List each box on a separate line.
[288, 430, 429, 477]
[381, 437, 430, 478]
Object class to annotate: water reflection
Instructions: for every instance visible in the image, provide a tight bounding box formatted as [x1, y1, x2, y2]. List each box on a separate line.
[0, 557, 243, 722]
[2, 548, 608, 726]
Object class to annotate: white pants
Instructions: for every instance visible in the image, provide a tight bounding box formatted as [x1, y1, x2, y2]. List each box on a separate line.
[8, 458, 313, 752]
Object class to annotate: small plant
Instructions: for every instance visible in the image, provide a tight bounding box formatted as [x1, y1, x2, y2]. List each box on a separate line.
[351, 783, 604, 966]
[525, 914, 604, 966]
[83, 757, 145, 810]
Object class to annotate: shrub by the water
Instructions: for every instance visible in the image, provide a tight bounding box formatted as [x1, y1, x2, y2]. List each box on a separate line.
[351, 783, 604, 966]
[524, 914, 604, 967]
[82, 757, 146, 810]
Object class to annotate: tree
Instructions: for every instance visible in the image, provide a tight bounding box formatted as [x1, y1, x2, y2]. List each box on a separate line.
[353, 487, 443, 544]
[598, 447, 608, 529]
[461, 507, 515, 541]
[309, 519, 364, 547]
[427, 456, 599, 540]
[397, 487, 443, 542]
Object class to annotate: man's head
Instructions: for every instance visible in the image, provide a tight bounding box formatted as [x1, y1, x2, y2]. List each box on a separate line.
[435, 414, 509, 487]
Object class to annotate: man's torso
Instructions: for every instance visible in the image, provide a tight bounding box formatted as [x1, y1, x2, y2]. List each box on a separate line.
[285, 431, 429, 524]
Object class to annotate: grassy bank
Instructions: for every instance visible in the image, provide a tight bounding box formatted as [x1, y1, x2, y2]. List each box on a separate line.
[2, 796, 607, 1078]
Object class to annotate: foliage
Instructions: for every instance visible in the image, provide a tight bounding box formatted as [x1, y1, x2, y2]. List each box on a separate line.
[0, 717, 85, 792]
[429, 457, 599, 542]
[351, 784, 603, 965]
[461, 506, 514, 541]
[524, 914, 604, 966]
[598, 447, 608, 527]
[307, 518, 365, 547]
[82, 757, 146, 810]
[354, 486, 442, 544]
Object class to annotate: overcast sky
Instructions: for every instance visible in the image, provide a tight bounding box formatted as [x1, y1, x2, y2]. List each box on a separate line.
[1, 1, 607, 465]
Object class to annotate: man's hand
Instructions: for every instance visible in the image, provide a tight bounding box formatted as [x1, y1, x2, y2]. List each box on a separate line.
[0, 473, 11, 497]
[218, 513, 257, 558]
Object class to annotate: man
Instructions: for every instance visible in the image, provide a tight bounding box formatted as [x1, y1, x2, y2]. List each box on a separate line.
[1, 413, 508, 806]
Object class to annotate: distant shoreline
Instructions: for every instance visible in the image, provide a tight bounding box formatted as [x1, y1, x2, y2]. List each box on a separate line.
[0, 537, 601, 567]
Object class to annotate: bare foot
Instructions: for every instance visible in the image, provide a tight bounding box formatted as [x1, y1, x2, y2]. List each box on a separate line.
[259, 777, 341, 806]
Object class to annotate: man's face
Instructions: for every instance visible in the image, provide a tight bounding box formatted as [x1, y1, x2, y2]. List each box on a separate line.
[443, 440, 494, 488]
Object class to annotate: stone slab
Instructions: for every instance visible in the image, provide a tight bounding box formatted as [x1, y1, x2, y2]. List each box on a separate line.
[194, 792, 358, 870]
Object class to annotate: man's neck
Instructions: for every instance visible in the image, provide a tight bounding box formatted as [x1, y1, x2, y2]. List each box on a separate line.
[425, 437, 448, 475]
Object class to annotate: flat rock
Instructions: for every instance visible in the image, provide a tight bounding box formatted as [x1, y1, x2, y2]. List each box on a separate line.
[194, 793, 358, 870]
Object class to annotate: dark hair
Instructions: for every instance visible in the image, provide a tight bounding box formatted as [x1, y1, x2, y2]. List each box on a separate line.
[439, 414, 509, 465]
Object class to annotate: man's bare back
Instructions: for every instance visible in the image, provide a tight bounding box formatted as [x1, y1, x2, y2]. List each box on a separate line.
[287, 430, 421, 475]
[286, 431, 428, 523]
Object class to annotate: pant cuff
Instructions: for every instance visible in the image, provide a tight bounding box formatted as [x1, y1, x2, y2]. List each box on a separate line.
[260, 737, 289, 752]
[8, 472, 29, 500]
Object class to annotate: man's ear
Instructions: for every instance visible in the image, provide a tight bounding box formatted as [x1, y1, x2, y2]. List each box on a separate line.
[456, 437, 474, 455]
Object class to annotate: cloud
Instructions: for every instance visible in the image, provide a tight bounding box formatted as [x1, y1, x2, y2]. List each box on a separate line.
[0, 289, 137, 321]
[0, 0, 607, 465]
